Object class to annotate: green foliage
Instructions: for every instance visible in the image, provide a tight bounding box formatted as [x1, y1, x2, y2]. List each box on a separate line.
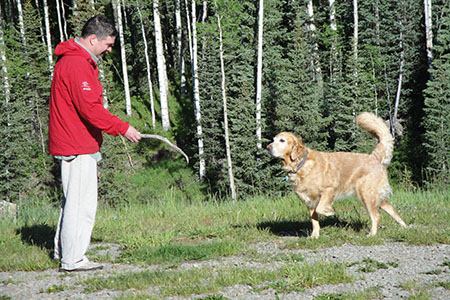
[422, 4, 450, 184]
[0, 0, 446, 203]
[0, 0, 55, 203]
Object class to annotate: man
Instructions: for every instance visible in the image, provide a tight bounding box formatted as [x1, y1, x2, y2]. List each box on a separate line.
[49, 15, 141, 272]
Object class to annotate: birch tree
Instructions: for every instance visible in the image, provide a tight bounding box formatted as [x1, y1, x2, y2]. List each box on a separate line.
[16, 0, 26, 47]
[33, 0, 46, 45]
[255, 0, 263, 151]
[56, 0, 64, 42]
[137, 5, 156, 129]
[329, 0, 338, 83]
[189, 0, 206, 178]
[306, 0, 323, 91]
[154, 0, 170, 130]
[391, 24, 404, 139]
[42, 0, 54, 76]
[215, 1, 236, 201]
[113, 0, 132, 116]
[352, 0, 358, 119]
[61, 0, 68, 40]
[353, 0, 358, 83]
[175, 0, 186, 94]
[0, 7, 10, 104]
[424, 0, 433, 73]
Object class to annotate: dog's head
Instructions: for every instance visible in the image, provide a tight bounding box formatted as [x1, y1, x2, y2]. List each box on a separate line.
[267, 132, 307, 163]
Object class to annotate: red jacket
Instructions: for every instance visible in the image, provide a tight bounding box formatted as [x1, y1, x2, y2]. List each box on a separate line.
[48, 39, 129, 156]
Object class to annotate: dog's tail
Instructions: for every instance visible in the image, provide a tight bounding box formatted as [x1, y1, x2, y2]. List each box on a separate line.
[356, 112, 394, 167]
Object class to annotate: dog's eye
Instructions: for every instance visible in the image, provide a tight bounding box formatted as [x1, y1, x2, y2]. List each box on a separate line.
[279, 139, 285, 143]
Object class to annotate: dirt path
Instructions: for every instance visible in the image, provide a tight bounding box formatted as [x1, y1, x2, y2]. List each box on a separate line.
[1, 242, 449, 299]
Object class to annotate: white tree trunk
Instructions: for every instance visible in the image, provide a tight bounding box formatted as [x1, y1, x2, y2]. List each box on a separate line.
[352, 0, 358, 119]
[175, 0, 186, 94]
[353, 0, 358, 78]
[55, 0, 64, 42]
[43, 0, 54, 77]
[16, 0, 27, 47]
[34, 0, 46, 45]
[255, 0, 263, 150]
[137, 5, 156, 129]
[0, 8, 10, 104]
[154, 0, 170, 130]
[424, 0, 433, 72]
[98, 67, 109, 109]
[306, 0, 323, 90]
[184, 0, 193, 58]
[216, 6, 236, 202]
[201, 0, 207, 54]
[392, 25, 404, 139]
[189, 0, 206, 178]
[113, 0, 132, 116]
[60, 0, 68, 40]
[329, 0, 337, 84]
[329, 0, 336, 31]
[121, 0, 128, 28]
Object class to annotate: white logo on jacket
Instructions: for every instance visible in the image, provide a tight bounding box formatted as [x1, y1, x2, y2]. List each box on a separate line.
[81, 81, 91, 91]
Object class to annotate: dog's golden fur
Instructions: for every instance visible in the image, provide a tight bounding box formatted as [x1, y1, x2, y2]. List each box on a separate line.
[267, 112, 406, 238]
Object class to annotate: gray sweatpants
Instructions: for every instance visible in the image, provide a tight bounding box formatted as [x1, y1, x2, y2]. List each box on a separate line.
[54, 154, 98, 270]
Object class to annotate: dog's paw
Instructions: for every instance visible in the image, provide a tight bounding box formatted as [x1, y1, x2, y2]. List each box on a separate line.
[309, 232, 320, 239]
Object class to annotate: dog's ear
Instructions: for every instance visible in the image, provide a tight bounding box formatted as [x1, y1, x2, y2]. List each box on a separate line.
[290, 135, 305, 161]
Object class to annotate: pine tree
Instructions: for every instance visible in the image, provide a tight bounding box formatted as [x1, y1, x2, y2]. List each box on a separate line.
[423, 4, 450, 184]
[0, 0, 53, 202]
[273, 2, 328, 150]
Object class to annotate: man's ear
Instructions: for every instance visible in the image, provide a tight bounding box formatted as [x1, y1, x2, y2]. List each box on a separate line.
[88, 34, 98, 46]
[290, 136, 304, 161]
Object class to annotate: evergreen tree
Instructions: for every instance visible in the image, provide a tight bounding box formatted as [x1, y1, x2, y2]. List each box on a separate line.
[0, 0, 53, 202]
[423, 3, 450, 184]
[194, 2, 222, 193]
[273, 2, 328, 151]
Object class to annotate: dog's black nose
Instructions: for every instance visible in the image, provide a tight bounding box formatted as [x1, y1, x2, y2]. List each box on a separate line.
[266, 144, 272, 151]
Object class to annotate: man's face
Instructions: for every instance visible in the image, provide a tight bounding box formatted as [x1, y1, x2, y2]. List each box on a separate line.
[91, 35, 116, 59]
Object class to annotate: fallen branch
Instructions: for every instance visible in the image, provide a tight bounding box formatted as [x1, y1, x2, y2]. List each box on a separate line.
[139, 134, 189, 163]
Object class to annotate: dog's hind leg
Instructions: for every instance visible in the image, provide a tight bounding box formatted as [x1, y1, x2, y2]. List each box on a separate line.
[358, 189, 381, 236]
[380, 200, 406, 228]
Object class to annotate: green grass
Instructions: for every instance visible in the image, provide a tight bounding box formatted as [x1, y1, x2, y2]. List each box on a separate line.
[0, 186, 448, 298]
[117, 239, 243, 265]
[400, 280, 433, 300]
[347, 257, 398, 273]
[314, 286, 382, 300]
[1, 188, 449, 271]
[82, 261, 353, 297]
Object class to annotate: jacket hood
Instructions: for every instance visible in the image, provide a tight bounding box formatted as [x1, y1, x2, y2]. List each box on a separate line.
[54, 39, 96, 66]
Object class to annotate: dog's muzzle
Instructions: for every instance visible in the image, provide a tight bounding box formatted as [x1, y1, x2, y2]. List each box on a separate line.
[266, 144, 275, 156]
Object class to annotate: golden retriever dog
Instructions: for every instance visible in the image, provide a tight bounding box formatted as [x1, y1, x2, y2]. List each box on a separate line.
[267, 112, 406, 238]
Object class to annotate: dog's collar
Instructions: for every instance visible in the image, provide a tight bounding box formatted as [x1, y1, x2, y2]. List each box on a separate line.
[289, 151, 309, 174]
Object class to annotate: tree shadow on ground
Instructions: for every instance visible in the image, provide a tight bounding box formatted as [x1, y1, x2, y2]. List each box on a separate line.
[18, 224, 55, 251]
[257, 215, 366, 238]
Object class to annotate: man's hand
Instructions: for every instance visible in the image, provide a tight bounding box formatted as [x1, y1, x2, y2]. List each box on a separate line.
[124, 125, 141, 143]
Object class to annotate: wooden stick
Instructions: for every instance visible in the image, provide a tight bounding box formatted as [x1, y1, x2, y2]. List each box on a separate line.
[139, 134, 189, 163]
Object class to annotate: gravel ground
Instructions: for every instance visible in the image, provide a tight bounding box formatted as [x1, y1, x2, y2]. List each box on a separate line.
[1, 241, 449, 300]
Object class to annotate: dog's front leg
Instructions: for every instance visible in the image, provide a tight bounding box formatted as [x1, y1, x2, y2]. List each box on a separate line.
[308, 208, 320, 238]
[315, 188, 336, 216]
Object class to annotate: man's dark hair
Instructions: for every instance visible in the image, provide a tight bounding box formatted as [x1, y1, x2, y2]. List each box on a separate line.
[81, 15, 118, 40]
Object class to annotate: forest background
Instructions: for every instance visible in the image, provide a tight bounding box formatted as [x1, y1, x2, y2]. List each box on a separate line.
[0, 0, 449, 205]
